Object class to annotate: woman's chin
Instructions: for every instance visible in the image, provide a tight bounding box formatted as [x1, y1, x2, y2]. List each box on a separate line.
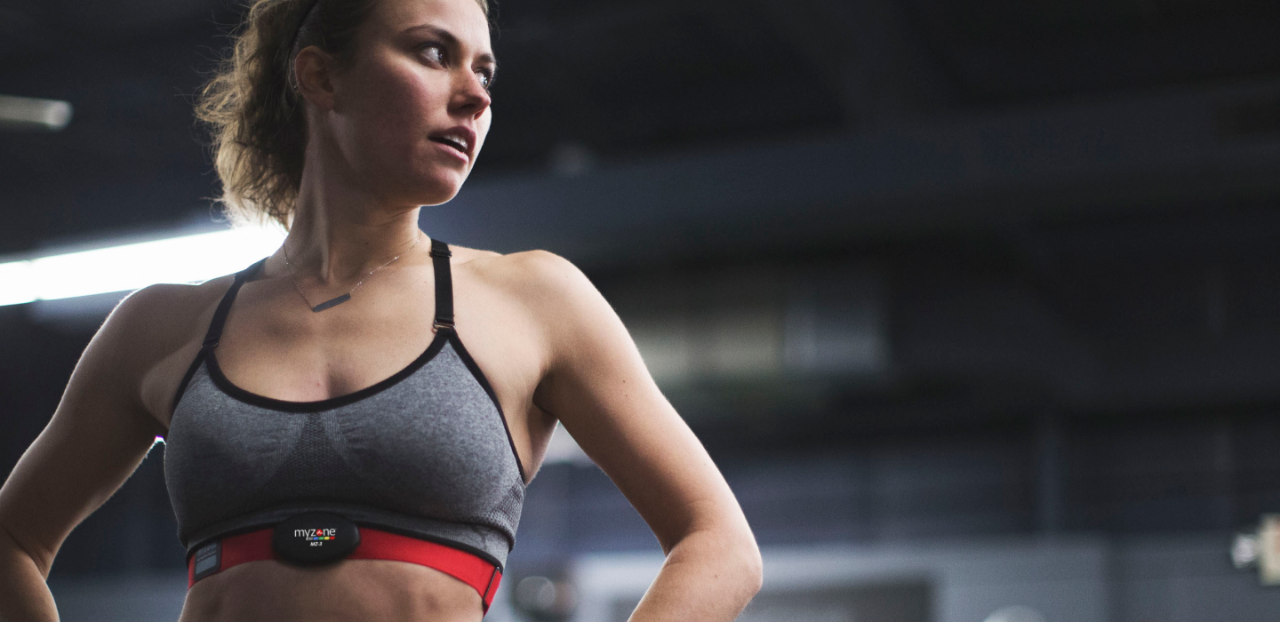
[412, 182, 466, 207]
[388, 169, 469, 207]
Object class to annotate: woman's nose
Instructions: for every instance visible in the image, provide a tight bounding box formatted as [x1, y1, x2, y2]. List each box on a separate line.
[452, 71, 492, 118]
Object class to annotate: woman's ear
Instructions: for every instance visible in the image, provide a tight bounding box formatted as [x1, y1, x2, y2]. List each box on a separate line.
[294, 46, 337, 111]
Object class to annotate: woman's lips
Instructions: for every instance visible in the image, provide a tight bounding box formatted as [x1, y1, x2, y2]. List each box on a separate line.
[430, 137, 469, 163]
[427, 126, 476, 164]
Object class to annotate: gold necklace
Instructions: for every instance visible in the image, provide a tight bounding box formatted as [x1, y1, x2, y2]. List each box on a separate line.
[281, 233, 422, 312]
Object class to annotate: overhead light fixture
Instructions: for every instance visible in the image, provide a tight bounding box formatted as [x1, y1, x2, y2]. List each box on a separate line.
[0, 227, 285, 307]
[0, 95, 74, 132]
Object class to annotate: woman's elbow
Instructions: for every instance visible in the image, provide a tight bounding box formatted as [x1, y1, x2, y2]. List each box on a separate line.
[715, 525, 762, 601]
[682, 521, 762, 600]
[739, 537, 764, 597]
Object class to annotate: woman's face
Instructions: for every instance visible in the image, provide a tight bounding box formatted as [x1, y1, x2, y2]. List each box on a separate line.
[324, 0, 495, 207]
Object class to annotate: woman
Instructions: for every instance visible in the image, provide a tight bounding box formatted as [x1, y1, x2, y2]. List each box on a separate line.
[0, 0, 763, 620]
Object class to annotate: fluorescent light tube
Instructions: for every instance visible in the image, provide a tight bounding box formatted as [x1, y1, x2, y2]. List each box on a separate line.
[0, 227, 285, 306]
[0, 95, 73, 132]
[0, 261, 37, 306]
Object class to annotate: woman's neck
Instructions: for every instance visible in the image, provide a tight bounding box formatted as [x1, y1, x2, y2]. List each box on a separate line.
[283, 188, 425, 285]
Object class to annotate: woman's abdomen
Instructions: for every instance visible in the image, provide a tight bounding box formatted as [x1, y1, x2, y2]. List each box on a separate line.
[179, 558, 484, 622]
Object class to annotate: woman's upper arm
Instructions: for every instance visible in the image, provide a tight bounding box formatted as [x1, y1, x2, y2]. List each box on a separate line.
[0, 285, 184, 577]
[526, 252, 753, 553]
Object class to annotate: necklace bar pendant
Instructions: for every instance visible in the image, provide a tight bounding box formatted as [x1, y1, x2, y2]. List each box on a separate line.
[310, 293, 351, 313]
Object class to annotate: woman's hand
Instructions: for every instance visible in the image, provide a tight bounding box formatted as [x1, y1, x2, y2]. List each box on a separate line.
[523, 251, 763, 621]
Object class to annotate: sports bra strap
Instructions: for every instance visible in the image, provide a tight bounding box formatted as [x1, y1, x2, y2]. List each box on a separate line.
[202, 258, 266, 350]
[430, 239, 455, 332]
[172, 257, 267, 413]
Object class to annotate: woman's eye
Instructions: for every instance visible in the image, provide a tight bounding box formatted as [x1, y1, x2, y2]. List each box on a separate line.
[421, 45, 445, 64]
[477, 70, 494, 90]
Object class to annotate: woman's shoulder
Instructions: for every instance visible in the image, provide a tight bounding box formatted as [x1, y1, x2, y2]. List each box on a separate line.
[66, 273, 243, 425]
[111, 275, 235, 339]
[453, 246, 594, 303]
[452, 245, 616, 337]
[94, 275, 238, 377]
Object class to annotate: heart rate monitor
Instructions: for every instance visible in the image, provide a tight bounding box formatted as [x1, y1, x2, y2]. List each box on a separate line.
[272, 512, 361, 565]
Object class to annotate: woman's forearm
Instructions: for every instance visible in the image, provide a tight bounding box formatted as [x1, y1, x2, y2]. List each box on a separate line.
[627, 527, 763, 622]
[0, 533, 58, 622]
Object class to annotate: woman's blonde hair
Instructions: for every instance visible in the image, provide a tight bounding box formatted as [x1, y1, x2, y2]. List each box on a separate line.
[197, 0, 490, 229]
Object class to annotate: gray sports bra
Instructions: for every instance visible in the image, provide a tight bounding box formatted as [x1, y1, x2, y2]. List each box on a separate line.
[164, 240, 526, 568]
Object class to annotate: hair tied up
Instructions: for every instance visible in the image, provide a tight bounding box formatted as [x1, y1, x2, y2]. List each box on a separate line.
[196, 0, 491, 229]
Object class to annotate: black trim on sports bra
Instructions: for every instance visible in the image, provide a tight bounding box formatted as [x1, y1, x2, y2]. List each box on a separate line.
[170, 258, 266, 414]
[429, 241, 528, 483]
[169, 240, 528, 482]
[448, 333, 529, 484]
[204, 334, 449, 413]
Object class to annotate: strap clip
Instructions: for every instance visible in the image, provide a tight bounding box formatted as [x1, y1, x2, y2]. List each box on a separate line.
[433, 318, 455, 332]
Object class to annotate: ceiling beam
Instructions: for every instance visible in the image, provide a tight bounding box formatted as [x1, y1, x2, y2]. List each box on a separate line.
[428, 78, 1280, 268]
[742, 0, 956, 128]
